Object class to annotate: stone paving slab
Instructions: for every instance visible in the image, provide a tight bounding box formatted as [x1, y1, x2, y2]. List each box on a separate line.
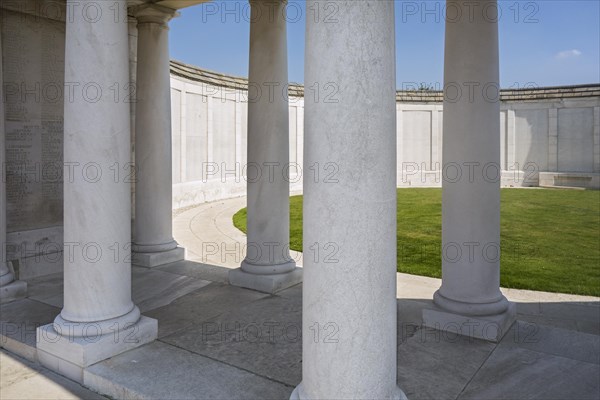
[396, 327, 496, 400]
[145, 282, 269, 338]
[397, 299, 435, 344]
[540, 302, 600, 334]
[498, 321, 600, 364]
[131, 266, 212, 312]
[26, 273, 63, 309]
[84, 341, 292, 400]
[457, 346, 600, 400]
[161, 294, 303, 387]
[156, 259, 231, 284]
[514, 313, 579, 332]
[1, 350, 107, 400]
[0, 299, 60, 361]
[276, 283, 302, 300]
[509, 302, 600, 334]
[577, 318, 600, 336]
[25, 266, 214, 313]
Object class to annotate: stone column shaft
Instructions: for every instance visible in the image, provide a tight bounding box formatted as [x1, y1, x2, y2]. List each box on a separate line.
[128, 16, 138, 229]
[229, 0, 301, 293]
[37, 0, 156, 382]
[131, 4, 185, 268]
[423, 0, 515, 342]
[59, 1, 136, 328]
[292, 1, 405, 399]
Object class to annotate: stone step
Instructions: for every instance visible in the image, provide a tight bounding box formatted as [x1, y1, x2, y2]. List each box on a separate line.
[83, 341, 293, 400]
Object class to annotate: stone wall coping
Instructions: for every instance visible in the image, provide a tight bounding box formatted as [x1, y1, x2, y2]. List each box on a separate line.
[170, 59, 600, 103]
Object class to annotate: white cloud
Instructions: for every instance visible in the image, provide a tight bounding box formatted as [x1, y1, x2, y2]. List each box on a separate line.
[556, 49, 582, 59]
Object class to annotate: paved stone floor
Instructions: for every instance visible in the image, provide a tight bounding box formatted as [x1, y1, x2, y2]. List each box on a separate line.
[1, 196, 599, 400]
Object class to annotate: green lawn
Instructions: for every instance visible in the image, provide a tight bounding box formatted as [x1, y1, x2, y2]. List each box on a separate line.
[233, 188, 600, 296]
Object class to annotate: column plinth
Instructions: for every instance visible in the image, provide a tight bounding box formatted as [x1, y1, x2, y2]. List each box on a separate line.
[422, 0, 515, 343]
[0, 263, 27, 304]
[293, 1, 405, 398]
[228, 0, 301, 294]
[131, 4, 185, 268]
[36, 0, 157, 383]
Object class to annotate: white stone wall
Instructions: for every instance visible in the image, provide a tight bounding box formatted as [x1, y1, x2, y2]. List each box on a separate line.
[396, 98, 599, 188]
[171, 73, 600, 208]
[1, 6, 66, 278]
[170, 75, 305, 209]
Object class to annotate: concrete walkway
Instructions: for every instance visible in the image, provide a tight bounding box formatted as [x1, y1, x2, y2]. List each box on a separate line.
[174, 195, 599, 309]
[174, 195, 303, 269]
[1, 195, 599, 400]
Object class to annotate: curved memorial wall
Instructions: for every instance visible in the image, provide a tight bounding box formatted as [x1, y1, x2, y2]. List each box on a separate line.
[170, 60, 600, 209]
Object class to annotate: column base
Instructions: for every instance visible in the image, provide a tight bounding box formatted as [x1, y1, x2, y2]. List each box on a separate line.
[290, 382, 408, 400]
[229, 266, 302, 294]
[132, 246, 185, 268]
[0, 280, 27, 304]
[36, 316, 157, 383]
[422, 302, 516, 342]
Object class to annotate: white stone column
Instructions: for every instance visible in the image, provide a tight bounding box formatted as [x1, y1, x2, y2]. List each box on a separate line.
[229, 0, 302, 293]
[422, 0, 515, 342]
[0, 28, 27, 303]
[37, 0, 157, 383]
[131, 4, 184, 268]
[292, 2, 405, 399]
[128, 16, 138, 230]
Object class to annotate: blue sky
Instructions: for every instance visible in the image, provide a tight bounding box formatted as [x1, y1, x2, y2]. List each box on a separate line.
[169, 1, 600, 88]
